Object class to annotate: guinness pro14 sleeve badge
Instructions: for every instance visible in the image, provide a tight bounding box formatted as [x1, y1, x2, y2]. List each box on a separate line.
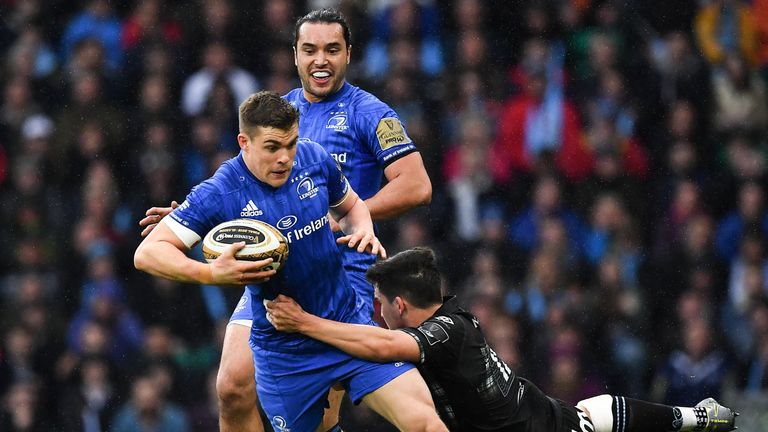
[376, 117, 412, 150]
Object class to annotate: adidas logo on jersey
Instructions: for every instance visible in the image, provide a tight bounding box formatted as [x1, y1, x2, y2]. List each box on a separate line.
[241, 200, 263, 217]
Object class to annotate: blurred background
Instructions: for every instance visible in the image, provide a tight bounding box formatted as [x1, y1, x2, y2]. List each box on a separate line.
[1, 0, 768, 430]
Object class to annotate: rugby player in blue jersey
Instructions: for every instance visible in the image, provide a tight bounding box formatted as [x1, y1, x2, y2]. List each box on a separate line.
[139, 9, 432, 432]
[135, 91, 445, 432]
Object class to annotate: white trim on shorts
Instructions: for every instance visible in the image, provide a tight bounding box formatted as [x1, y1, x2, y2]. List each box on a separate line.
[229, 319, 253, 327]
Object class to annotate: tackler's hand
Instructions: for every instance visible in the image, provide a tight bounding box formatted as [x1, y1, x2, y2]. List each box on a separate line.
[139, 201, 179, 237]
[264, 294, 306, 332]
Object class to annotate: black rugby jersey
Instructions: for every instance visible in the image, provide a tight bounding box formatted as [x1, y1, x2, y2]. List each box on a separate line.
[401, 296, 546, 431]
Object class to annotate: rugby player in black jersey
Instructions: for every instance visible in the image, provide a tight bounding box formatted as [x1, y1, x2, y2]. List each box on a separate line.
[265, 247, 738, 432]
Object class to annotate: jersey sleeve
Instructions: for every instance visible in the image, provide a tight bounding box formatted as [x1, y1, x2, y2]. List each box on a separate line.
[400, 316, 461, 367]
[323, 152, 351, 207]
[164, 181, 225, 248]
[359, 108, 418, 167]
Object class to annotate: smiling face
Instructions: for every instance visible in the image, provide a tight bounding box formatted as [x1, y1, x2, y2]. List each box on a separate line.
[238, 123, 299, 188]
[294, 22, 350, 103]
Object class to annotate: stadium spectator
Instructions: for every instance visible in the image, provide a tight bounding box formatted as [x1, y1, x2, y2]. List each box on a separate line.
[508, 175, 588, 254]
[0, 378, 52, 431]
[180, 40, 259, 117]
[111, 373, 190, 432]
[56, 354, 118, 431]
[363, 0, 444, 80]
[694, 0, 758, 67]
[59, 0, 123, 73]
[716, 181, 768, 261]
[493, 67, 593, 183]
[651, 318, 733, 407]
[712, 54, 768, 134]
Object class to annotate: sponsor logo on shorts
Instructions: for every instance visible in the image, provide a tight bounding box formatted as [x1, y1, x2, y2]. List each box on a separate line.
[272, 416, 290, 432]
[234, 295, 248, 313]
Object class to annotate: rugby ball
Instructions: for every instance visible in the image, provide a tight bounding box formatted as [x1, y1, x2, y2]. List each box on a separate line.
[202, 219, 289, 271]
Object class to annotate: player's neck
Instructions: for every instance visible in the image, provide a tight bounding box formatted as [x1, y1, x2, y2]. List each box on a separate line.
[302, 81, 346, 104]
[407, 304, 443, 327]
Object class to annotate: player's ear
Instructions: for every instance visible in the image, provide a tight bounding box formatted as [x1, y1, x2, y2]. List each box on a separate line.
[237, 133, 249, 151]
[293, 47, 298, 66]
[393, 296, 406, 316]
[346, 45, 351, 64]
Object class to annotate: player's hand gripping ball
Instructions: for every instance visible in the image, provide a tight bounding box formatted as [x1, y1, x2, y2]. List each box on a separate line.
[202, 219, 289, 271]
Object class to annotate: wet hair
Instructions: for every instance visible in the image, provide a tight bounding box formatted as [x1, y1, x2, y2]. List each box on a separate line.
[293, 8, 352, 48]
[366, 247, 442, 308]
[238, 91, 298, 136]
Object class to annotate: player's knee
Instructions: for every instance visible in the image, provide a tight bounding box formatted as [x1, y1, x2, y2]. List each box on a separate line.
[216, 365, 256, 408]
[577, 394, 614, 432]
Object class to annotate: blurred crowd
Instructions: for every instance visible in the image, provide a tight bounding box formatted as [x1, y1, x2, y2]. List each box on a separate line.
[2, 0, 768, 430]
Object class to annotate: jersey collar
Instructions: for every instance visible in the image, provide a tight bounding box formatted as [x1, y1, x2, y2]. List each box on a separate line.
[300, 81, 352, 106]
[432, 296, 461, 316]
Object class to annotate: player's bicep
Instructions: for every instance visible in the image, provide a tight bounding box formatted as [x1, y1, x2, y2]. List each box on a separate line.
[403, 319, 457, 366]
[157, 217, 199, 250]
[388, 329, 421, 363]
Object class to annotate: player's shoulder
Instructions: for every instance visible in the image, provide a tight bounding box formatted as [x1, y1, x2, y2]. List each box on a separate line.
[412, 312, 470, 346]
[295, 138, 330, 164]
[345, 84, 393, 115]
[194, 156, 245, 196]
[283, 88, 303, 104]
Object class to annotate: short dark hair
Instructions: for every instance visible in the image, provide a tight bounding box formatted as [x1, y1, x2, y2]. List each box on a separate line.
[293, 8, 352, 48]
[366, 247, 442, 308]
[238, 91, 298, 136]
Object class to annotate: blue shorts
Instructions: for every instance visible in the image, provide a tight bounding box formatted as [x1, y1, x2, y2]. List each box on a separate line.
[253, 344, 413, 431]
[229, 290, 253, 326]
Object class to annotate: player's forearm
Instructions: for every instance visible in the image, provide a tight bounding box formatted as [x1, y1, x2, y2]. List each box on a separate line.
[338, 197, 374, 234]
[134, 241, 212, 284]
[299, 314, 400, 362]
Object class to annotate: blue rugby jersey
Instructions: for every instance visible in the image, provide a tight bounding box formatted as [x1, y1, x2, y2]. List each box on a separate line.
[165, 139, 364, 353]
[284, 82, 417, 276]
